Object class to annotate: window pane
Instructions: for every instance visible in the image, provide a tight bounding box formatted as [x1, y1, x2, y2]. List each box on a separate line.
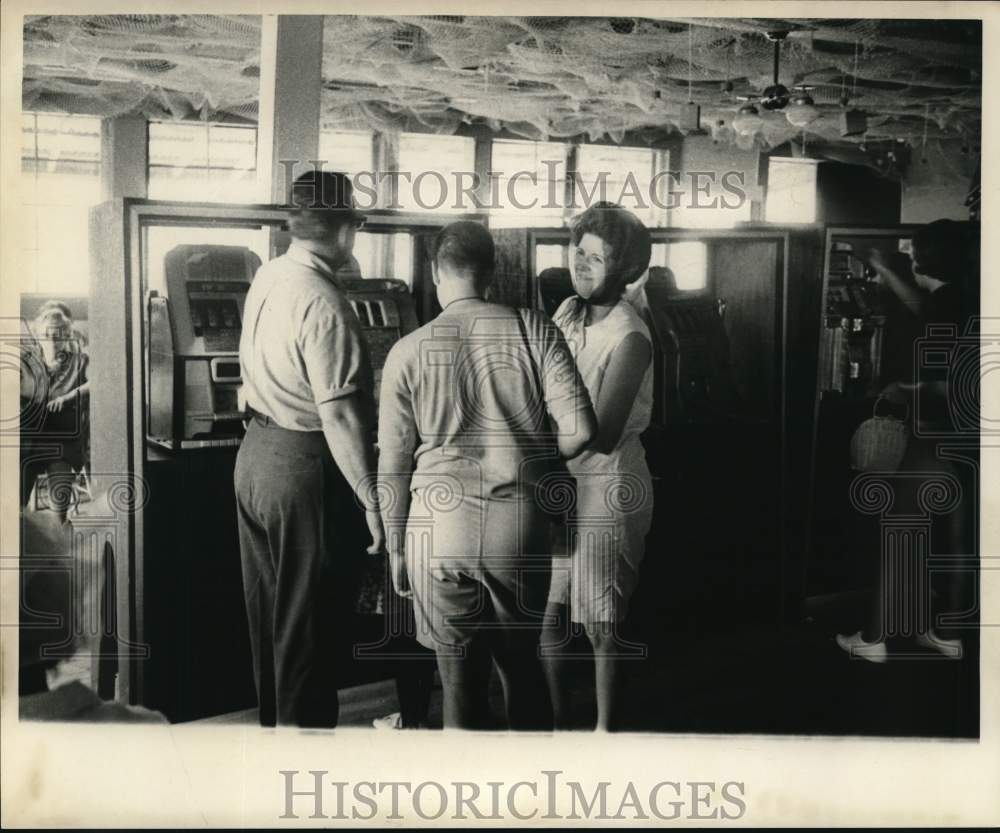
[208, 125, 257, 170]
[663, 241, 708, 291]
[148, 121, 258, 202]
[353, 232, 376, 278]
[21, 163, 102, 205]
[34, 114, 100, 163]
[21, 111, 102, 296]
[489, 139, 566, 228]
[766, 158, 818, 224]
[397, 133, 475, 213]
[535, 243, 567, 273]
[318, 129, 374, 181]
[23, 114, 37, 157]
[207, 167, 259, 203]
[148, 122, 210, 167]
[392, 233, 413, 286]
[574, 144, 660, 225]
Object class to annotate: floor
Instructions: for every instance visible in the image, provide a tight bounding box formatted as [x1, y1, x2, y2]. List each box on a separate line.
[188, 614, 978, 737]
[21, 505, 979, 738]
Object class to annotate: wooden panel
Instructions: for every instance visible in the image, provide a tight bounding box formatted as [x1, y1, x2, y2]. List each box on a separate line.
[491, 227, 531, 308]
[710, 239, 780, 420]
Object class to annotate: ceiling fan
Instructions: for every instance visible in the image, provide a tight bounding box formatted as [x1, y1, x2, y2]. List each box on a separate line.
[732, 30, 819, 134]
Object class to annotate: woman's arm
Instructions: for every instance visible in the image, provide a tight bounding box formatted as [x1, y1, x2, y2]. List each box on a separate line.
[590, 331, 652, 455]
[46, 382, 91, 413]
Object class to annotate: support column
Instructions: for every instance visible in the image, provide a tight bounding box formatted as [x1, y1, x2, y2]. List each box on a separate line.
[100, 114, 148, 201]
[256, 15, 325, 204]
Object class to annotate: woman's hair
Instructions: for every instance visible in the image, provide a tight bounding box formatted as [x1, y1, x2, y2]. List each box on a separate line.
[570, 201, 652, 297]
[39, 300, 72, 320]
[34, 305, 72, 334]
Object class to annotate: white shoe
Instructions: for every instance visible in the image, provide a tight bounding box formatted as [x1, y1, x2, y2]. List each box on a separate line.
[836, 631, 888, 664]
[372, 712, 404, 730]
[915, 630, 963, 658]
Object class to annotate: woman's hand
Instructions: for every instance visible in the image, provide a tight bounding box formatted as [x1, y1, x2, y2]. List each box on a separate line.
[47, 394, 66, 413]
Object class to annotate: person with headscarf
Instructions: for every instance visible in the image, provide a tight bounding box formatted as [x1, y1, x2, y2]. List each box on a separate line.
[20, 301, 90, 517]
[541, 201, 655, 731]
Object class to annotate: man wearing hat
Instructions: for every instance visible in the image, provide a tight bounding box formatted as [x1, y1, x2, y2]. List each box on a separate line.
[235, 170, 382, 728]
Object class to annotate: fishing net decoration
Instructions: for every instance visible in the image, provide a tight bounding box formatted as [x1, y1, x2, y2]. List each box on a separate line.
[22, 15, 981, 151]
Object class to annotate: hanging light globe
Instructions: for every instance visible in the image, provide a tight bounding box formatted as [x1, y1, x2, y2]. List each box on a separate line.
[732, 103, 763, 136]
[786, 92, 820, 127]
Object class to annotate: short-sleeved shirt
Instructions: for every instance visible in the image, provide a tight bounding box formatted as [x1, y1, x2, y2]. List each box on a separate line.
[378, 298, 591, 501]
[239, 243, 374, 432]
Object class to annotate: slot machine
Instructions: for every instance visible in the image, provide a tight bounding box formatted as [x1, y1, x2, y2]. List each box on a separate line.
[147, 245, 257, 450]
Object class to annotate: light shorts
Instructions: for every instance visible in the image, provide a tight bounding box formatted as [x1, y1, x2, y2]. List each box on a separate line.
[406, 491, 551, 653]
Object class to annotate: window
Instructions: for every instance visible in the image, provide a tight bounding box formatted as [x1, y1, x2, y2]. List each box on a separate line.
[317, 129, 375, 206]
[574, 144, 668, 227]
[396, 133, 475, 213]
[535, 243, 568, 273]
[147, 121, 258, 203]
[650, 241, 708, 291]
[489, 139, 568, 229]
[20, 112, 102, 295]
[765, 158, 818, 224]
[352, 231, 414, 286]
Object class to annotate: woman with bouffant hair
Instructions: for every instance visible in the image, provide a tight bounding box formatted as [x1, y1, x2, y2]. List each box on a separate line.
[542, 201, 655, 731]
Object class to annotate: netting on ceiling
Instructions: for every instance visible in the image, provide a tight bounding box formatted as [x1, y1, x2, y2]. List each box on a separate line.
[23, 15, 981, 147]
[23, 15, 261, 122]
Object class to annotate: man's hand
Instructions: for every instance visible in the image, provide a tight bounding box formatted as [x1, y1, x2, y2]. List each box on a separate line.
[387, 549, 413, 599]
[866, 248, 889, 274]
[365, 508, 385, 555]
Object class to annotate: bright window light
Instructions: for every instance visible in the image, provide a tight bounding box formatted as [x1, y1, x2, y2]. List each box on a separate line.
[535, 243, 567, 273]
[317, 129, 375, 196]
[574, 144, 667, 228]
[765, 157, 818, 224]
[396, 133, 475, 213]
[658, 241, 708, 291]
[147, 121, 258, 203]
[489, 139, 568, 229]
[21, 112, 102, 295]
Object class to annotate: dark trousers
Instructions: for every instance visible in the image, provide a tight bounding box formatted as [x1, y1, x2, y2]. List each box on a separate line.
[234, 417, 363, 727]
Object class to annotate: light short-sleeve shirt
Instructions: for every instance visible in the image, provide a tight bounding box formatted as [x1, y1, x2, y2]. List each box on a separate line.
[378, 298, 592, 501]
[240, 243, 373, 431]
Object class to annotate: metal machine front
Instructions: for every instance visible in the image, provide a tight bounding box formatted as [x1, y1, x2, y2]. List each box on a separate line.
[147, 244, 259, 451]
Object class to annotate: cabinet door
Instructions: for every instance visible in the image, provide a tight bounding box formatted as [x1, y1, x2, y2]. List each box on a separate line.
[710, 238, 781, 422]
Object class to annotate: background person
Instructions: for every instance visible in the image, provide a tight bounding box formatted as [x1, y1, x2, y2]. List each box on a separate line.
[837, 219, 979, 662]
[21, 301, 90, 519]
[377, 220, 595, 730]
[542, 201, 655, 731]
